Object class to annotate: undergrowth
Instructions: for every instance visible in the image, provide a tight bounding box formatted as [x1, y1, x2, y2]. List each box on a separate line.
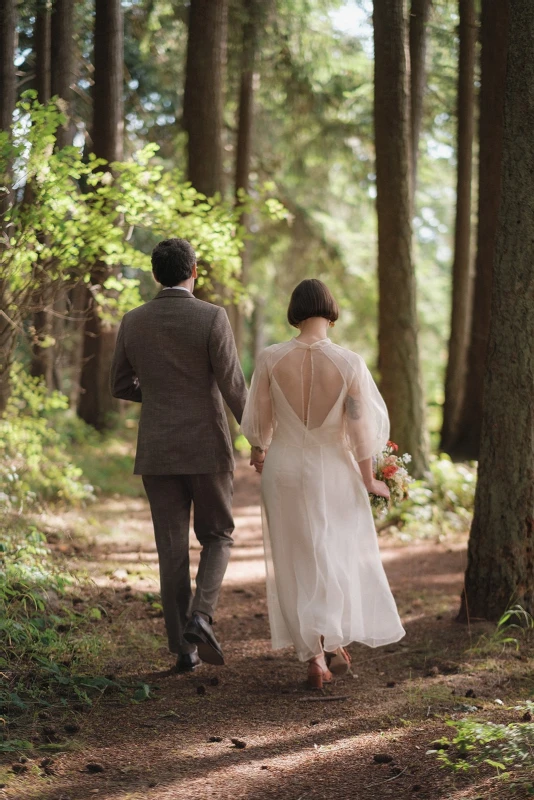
[0, 365, 95, 511]
[0, 369, 156, 752]
[0, 516, 157, 752]
[378, 454, 477, 539]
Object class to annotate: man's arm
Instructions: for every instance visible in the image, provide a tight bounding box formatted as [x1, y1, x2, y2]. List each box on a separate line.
[110, 319, 143, 403]
[208, 307, 247, 422]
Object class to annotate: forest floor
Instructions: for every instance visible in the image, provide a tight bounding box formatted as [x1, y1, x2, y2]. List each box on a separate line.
[2, 458, 534, 800]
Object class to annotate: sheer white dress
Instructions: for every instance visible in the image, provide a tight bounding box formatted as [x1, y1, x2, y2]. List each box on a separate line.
[241, 338, 405, 661]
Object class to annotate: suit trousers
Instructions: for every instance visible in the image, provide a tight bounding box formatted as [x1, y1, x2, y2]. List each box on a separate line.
[142, 473, 234, 655]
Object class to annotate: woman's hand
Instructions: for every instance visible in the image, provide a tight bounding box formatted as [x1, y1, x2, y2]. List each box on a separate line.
[365, 478, 390, 499]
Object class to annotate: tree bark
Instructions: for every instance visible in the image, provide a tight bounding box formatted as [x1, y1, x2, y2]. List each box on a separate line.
[409, 0, 432, 193]
[183, 0, 227, 198]
[448, 0, 510, 461]
[373, 0, 429, 477]
[440, 0, 477, 453]
[35, 1, 51, 103]
[51, 0, 75, 149]
[231, 0, 259, 358]
[78, 0, 123, 429]
[0, 0, 16, 133]
[0, 0, 17, 414]
[458, 0, 534, 622]
[30, 0, 54, 386]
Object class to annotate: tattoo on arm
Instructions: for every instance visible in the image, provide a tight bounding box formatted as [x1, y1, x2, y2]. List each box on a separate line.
[345, 395, 361, 420]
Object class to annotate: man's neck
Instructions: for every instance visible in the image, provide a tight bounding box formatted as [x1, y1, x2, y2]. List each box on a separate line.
[162, 280, 194, 292]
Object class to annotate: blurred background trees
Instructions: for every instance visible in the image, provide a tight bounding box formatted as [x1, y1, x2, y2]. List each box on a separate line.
[1, 0, 464, 435]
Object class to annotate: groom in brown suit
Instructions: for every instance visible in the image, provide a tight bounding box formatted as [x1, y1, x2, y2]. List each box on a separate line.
[110, 238, 247, 672]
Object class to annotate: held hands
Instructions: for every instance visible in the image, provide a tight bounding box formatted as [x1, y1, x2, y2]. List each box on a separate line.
[250, 446, 266, 474]
[365, 478, 390, 499]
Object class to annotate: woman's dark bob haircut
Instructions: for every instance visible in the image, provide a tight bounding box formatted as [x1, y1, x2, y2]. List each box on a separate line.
[287, 279, 339, 328]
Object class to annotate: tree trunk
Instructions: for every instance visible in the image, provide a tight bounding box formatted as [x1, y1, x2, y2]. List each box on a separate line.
[35, 1, 51, 103]
[458, 0, 534, 622]
[183, 0, 227, 198]
[231, 0, 259, 358]
[77, 0, 123, 429]
[51, 0, 75, 149]
[49, 0, 77, 394]
[448, 0, 510, 461]
[0, 0, 17, 414]
[0, 0, 16, 133]
[30, 1, 54, 386]
[373, 0, 429, 477]
[440, 0, 477, 453]
[409, 0, 432, 193]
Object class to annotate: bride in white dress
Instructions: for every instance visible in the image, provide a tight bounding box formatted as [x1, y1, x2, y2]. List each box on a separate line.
[241, 279, 405, 688]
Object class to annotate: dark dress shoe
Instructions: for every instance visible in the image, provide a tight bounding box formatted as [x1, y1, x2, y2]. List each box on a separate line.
[183, 613, 224, 666]
[174, 650, 201, 673]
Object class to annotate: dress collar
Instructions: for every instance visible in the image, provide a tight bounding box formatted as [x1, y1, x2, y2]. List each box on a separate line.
[292, 337, 330, 349]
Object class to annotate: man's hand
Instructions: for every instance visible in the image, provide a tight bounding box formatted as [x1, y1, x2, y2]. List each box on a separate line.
[250, 446, 266, 474]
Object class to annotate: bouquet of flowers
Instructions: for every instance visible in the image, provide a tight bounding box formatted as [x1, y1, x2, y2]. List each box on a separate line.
[369, 441, 413, 516]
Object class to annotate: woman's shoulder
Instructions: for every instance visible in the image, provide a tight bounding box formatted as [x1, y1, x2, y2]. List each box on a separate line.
[259, 341, 295, 357]
[328, 342, 367, 368]
[254, 341, 292, 367]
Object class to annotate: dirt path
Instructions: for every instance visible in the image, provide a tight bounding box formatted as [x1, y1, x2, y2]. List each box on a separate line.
[3, 464, 533, 800]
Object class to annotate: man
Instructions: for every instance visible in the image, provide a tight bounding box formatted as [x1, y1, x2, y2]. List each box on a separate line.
[110, 238, 247, 672]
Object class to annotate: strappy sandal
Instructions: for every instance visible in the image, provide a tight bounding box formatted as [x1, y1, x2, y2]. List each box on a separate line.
[325, 647, 351, 677]
[307, 659, 332, 690]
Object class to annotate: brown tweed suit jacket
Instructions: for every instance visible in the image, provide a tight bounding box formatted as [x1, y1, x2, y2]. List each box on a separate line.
[110, 289, 247, 475]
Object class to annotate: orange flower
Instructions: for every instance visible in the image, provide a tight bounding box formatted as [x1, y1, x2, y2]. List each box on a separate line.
[382, 465, 398, 479]
[387, 441, 399, 452]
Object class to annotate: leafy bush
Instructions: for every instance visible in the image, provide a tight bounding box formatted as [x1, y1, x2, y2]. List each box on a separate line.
[0, 363, 95, 510]
[380, 455, 477, 539]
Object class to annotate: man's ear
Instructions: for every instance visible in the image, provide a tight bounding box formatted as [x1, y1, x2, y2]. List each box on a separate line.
[192, 264, 198, 279]
[152, 270, 159, 284]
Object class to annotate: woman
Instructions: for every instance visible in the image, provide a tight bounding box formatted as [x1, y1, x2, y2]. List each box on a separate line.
[241, 279, 405, 688]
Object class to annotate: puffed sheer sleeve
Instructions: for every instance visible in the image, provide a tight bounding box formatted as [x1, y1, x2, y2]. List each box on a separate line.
[240, 349, 274, 450]
[344, 354, 390, 462]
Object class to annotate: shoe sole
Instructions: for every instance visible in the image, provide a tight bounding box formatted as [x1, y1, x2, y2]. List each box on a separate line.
[174, 663, 200, 674]
[184, 632, 225, 666]
[326, 653, 351, 677]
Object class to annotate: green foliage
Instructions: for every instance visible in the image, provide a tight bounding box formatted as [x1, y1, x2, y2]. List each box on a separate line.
[433, 703, 534, 778]
[0, 364, 95, 510]
[379, 455, 477, 539]
[1, 93, 248, 375]
[0, 515, 157, 748]
[69, 418, 144, 498]
[470, 606, 534, 655]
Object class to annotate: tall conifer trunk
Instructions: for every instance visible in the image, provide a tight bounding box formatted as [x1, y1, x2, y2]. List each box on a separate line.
[0, 0, 17, 414]
[183, 0, 227, 198]
[458, 0, 534, 622]
[29, 1, 54, 386]
[51, 0, 75, 149]
[78, 0, 123, 429]
[232, 0, 259, 358]
[409, 0, 431, 193]
[449, 0, 510, 460]
[373, 0, 429, 477]
[441, 0, 477, 453]
[183, 0, 227, 301]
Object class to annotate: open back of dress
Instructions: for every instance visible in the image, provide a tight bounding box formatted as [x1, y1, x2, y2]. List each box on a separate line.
[271, 345, 345, 429]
